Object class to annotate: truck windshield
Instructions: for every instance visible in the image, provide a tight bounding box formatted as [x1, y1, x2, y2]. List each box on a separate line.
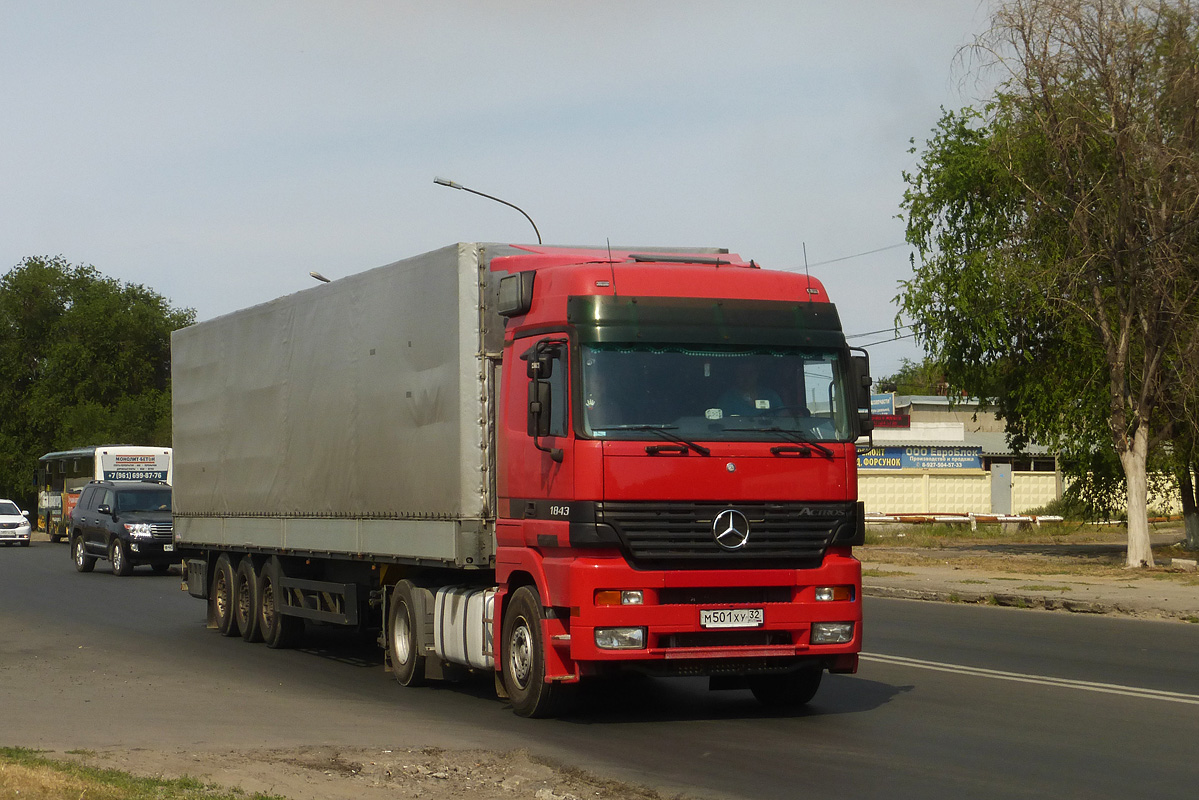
[580, 343, 853, 443]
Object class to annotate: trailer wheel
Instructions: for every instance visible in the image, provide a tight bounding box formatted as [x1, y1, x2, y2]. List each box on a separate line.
[109, 539, 133, 577]
[71, 535, 95, 573]
[234, 558, 263, 643]
[501, 586, 574, 718]
[258, 558, 302, 649]
[388, 580, 426, 687]
[212, 554, 240, 637]
[749, 669, 822, 708]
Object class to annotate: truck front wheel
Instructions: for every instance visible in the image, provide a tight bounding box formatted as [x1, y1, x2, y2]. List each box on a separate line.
[749, 668, 823, 708]
[501, 586, 574, 718]
[388, 581, 426, 687]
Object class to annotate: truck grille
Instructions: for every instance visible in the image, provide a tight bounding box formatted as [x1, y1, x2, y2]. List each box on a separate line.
[596, 501, 854, 569]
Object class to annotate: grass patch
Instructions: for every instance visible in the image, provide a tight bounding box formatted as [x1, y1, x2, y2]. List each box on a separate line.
[1016, 584, 1072, 592]
[955, 579, 988, 584]
[0, 747, 284, 800]
[861, 568, 914, 577]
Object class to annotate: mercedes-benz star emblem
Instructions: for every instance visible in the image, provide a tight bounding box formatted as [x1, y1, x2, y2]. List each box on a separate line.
[713, 509, 750, 550]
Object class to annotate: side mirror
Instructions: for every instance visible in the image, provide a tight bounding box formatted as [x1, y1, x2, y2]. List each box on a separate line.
[527, 380, 552, 438]
[522, 336, 567, 463]
[526, 354, 553, 380]
[97, 504, 112, 515]
[849, 348, 874, 440]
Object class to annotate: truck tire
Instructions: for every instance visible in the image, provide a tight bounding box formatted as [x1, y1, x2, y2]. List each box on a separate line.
[501, 586, 575, 718]
[71, 535, 95, 573]
[234, 558, 263, 643]
[258, 558, 302, 649]
[212, 554, 240, 637]
[388, 580, 426, 687]
[109, 539, 133, 577]
[749, 668, 822, 708]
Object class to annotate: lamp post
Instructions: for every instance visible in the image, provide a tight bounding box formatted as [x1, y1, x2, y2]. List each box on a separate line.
[309, 271, 331, 283]
[434, 177, 543, 244]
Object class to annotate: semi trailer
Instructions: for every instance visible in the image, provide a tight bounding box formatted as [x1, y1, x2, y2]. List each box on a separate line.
[173, 242, 873, 717]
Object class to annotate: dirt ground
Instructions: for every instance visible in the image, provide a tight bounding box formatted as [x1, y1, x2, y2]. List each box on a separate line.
[54, 745, 678, 800]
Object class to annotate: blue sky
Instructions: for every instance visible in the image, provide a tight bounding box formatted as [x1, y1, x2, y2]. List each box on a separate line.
[1, 1, 992, 377]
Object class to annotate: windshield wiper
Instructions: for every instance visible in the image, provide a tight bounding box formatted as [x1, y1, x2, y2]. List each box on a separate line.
[592, 424, 711, 457]
[724, 426, 835, 459]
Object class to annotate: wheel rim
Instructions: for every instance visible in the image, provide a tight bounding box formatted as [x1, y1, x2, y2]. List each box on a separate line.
[112, 544, 123, 571]
[74, 540, 84, 566]
[236, 575, 250, 623]
[508, 617, 533, 689]
[392, 602, 411, 665]
[261, 582, 276, 630]
[215, 573, 229, 619]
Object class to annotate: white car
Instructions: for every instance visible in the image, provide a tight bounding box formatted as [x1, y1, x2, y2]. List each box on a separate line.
[0, 499, 32, 546]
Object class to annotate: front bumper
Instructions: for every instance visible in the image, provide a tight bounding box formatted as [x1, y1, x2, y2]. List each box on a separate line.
[0, 527, 31, 543]
[124, 539, 178, 562]
[540, 550, 862, 678]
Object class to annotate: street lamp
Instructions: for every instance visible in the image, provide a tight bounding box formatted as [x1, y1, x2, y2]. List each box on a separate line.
[310, 271, 331, 283]
[434, 177, 543, 244]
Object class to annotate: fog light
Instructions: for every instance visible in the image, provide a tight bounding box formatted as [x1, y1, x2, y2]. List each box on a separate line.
[129, 542, 140, 553]
[811, 622, 854, 644]
[815, 586, 853, 602]
[594, 627, 646, 649]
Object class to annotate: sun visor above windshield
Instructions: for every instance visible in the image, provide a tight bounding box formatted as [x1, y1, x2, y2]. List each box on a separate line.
[566, 295, 845, 347]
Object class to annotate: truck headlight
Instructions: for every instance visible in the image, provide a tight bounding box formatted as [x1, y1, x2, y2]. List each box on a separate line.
[811, 622, 855, 644]
[594, 627, 646, 650]
[815, 586, 854, 602]
[595, 590, 644, 606]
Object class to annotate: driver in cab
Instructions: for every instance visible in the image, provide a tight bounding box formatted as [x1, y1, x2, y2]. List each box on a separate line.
[718, 363, 784, 417]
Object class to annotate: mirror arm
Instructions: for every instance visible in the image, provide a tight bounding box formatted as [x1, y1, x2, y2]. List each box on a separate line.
[533, 434, 564, 463]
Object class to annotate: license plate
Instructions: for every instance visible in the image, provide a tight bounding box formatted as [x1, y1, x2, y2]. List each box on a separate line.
[164, 544, 174, 552]
[700, 608, 764, 629]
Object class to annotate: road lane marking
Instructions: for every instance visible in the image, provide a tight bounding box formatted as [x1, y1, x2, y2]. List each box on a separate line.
[862, 653, 1199, 706]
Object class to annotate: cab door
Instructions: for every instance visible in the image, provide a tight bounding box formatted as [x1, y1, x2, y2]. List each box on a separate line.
[499, 335, 575, 526]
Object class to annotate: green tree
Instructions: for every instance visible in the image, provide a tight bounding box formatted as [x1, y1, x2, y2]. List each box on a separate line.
[876, 357, 947, 396]
[0, 256, 194, 511]
[900, 0, 1199, 567]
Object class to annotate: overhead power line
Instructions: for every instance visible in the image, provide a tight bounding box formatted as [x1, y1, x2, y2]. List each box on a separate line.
[804, 242, 910, 268]
[858, 331, 920, 348]
[846, 324, 913, 340]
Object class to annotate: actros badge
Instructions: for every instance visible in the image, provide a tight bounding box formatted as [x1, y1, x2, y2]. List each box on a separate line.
[712, 508, 750, 550]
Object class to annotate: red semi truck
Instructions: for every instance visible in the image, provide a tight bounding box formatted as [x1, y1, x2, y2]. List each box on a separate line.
[173, 243, 872, 717]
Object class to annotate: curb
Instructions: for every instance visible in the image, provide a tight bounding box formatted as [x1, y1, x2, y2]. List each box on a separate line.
[861, 584, 1190, 621]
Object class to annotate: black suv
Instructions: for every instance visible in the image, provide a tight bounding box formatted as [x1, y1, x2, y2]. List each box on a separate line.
[69, 480, 175, 576]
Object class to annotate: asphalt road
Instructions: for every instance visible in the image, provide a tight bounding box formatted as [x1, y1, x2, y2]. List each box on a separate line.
[2, 541, 1198, 800]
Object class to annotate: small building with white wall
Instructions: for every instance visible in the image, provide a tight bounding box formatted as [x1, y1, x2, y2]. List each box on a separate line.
[858, 394, 1059, 516]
